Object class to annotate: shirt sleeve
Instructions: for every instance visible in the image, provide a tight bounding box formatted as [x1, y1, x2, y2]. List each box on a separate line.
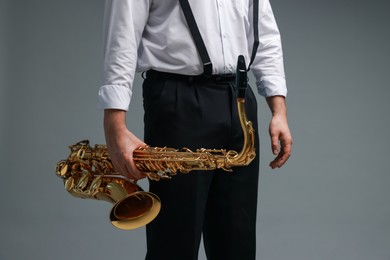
[98, 0, 150, 111]
[249, 0, 287, 98]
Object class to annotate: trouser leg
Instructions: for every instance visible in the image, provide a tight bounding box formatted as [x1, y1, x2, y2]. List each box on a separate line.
[143, 77, 259, 260]
[202, 84, 259, 260]
[203, 154, 259, 260]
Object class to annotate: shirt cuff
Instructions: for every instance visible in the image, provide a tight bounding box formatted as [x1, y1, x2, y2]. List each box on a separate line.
[97, 84, 132, 111]
[256, 75, 287, 98]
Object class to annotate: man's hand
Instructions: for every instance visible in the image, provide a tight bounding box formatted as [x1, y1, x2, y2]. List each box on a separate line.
[104, 109, 147, 180]
[266, 96, 292, 169]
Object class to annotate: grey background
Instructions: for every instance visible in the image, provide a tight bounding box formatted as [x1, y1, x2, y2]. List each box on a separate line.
[1, 0, 389, 259]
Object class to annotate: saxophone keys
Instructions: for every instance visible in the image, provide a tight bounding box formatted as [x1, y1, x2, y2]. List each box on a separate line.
[65, 176, 75, 191]
[90, 176, 103, 193]
[76, 174, 90, 190]
[71, 163, 80, 173]
[102, 160, 114, 171]
[76, 148, 86, 159]
[56, 161, 69, 177]
[157, 170, 165, 177]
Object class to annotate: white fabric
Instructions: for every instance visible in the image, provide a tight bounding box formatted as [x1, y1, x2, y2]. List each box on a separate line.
[98, 0, 287, 111]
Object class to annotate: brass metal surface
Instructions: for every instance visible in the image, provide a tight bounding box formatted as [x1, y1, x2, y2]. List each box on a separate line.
[55, 55, 255, 230]
[56, 143, 161, 230]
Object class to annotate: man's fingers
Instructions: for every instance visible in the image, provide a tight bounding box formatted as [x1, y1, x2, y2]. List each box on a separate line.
[271, 134, 279, 155]
[270, 142, 292, 169]
[125, 160, 147, 181]
[110, 151, 144, 181]
[123, 153, 147, 180]
[278, 145, 291, 167]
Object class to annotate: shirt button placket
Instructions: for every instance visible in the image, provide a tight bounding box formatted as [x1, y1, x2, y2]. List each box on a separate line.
[217, 0, 228, 73]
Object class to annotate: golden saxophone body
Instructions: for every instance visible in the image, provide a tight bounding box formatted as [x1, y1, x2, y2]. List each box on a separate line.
[55, 55, 256, 230]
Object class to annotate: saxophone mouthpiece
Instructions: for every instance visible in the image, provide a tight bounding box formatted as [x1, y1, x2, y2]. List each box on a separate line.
[235, 55, 247, 99]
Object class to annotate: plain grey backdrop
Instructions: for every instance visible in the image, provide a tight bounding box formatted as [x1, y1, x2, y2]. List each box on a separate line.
[1, 0, 389, 259]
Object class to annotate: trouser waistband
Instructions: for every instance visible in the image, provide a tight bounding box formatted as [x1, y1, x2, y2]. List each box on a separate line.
[145, 70, 236, 84]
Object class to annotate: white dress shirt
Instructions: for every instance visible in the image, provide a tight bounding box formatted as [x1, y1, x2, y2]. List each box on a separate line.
[98, 0, 287, 111]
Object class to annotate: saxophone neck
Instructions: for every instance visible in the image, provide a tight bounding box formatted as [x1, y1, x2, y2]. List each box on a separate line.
[228, 98, 256, 166]
[228, 55, 256, 166]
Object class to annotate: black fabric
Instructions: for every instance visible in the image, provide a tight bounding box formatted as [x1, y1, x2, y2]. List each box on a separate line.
[248, 0, 260, 70]
[179, 0, 212, 75]
[143, 76, 260, 260]
[146, 70, 235, 84]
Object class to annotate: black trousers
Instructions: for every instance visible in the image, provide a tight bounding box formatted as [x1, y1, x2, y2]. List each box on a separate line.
[142, 73, 260, 260]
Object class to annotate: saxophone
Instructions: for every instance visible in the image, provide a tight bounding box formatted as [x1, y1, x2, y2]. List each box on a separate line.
[56, 55, 256, 230]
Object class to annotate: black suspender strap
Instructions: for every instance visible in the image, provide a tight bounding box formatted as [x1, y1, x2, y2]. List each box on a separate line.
[179, 0, 259, 74]
[248, 0, 259, 71]
[179, 0, 213, 76]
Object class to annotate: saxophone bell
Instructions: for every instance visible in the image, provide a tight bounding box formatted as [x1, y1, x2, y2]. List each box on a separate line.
[55, 142, 161, 230]
[109, 189, 161, 230]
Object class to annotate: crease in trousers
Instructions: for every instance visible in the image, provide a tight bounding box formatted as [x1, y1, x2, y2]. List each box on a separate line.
[142, 75, 260, 260]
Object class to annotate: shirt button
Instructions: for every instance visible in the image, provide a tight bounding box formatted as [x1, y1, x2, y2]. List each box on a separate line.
[219, 2, 223, 7]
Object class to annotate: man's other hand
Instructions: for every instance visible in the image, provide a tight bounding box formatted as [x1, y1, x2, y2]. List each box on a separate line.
[266, 96, 292, 169]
